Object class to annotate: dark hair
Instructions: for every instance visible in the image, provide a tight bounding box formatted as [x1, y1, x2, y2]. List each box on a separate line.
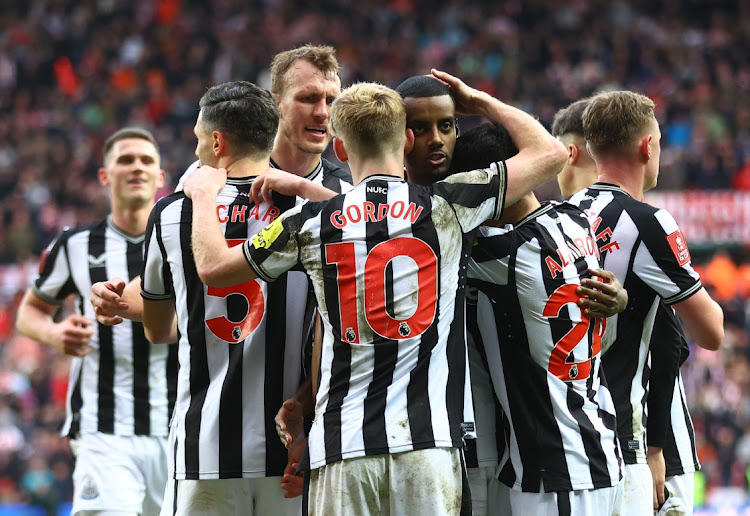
[449, 123, 518, 174]
[199, 81, 279, 158]
[551, 98, 591, 138]
[103, 127, 158, 165]
[395, 75, 453, 100]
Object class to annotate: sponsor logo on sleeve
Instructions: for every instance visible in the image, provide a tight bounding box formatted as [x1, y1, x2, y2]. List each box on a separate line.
[666, 230, 691, 266]
[251, 220, 283, 250]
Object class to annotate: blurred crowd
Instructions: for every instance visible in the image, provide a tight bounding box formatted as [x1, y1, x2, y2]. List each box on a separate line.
[1, 0, 750, 512]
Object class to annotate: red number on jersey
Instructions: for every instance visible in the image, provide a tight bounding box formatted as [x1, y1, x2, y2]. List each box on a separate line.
[205, 239, 265, 343]
[542, 283, 605, 381]
[325, 237, 438, 344]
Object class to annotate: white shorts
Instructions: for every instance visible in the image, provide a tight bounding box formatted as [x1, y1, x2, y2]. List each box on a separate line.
[308, 447, 463, 516]
[491, 481, 621, 516]
[657, 472, 694, 516]
[613, 463, 652, 516]
[467, 465, 501, 516]
[160, 476, 301, 516]
[70, 432, 168, 516]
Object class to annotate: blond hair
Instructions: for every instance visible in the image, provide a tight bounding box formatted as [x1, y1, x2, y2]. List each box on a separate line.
[331, 82, 406, 157]
[583, 91, 656, 154]
[270, 44, 340, 95]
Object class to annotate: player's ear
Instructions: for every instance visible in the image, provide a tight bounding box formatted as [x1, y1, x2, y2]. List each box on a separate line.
[585, 141, 595, 161]
[213, 131, 224, 158]
[455, 119, 460, 137]
[333, 137, 348, 163]
[97, 167, 109, 187]
[569, 143, 579, 165]
[640, 134, 653, 161]
[156, 168, 166, 188]
[404, 128, 415, 156]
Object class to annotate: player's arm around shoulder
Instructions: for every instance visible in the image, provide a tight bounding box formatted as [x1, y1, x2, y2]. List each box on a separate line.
[182, 165, 258, 288]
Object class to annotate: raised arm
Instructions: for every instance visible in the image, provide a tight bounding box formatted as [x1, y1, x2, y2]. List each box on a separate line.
[16, 290, 93, 357]
[182, 165, 258, 287]
[431, 69, 566, 206]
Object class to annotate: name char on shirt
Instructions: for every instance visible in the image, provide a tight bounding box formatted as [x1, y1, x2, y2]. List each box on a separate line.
[331, 186, 423, 228]
[216, 204, 280, 224]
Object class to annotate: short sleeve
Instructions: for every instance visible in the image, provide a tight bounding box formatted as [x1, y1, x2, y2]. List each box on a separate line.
[243, 208, 303, 283]
[141, 200, 174, 300]
[431, 161, 508, 232]
[633, 208, 701, 305]
[33, 231, 76, 304]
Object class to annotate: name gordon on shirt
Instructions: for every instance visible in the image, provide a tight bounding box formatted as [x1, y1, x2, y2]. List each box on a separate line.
[330, 200, 424, 228]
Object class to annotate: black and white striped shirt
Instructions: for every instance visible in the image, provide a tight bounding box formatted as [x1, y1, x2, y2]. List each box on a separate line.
[34, 217, 177, 439]
[467, 202, 622, 492]
[243, 164, 507, 470]
[664, 371, 700, 476]
[141, 177, 309, 480]
[568, 183, 702, 465]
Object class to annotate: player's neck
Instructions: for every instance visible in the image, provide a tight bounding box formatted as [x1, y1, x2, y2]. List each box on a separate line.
[348, 154, 405, 185]
[270, 142, 322, 178]
[596, 168, 645, 201]
[110, 203, 153, 236]
[560, 167, 599, 198]
[221, 155, 270, 178]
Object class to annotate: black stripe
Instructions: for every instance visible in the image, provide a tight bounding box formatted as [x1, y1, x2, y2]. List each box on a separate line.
[565, 385, 611, 488]
[406, 186, 441, 448]
[128, 240, 151, 435]
[556, 491, 572, 516]
[263, 276, 290, 475]
[218, 341, 243, 477]
[459, 449, 473, 516]
[89, 222, 115, 434]
[180, 198, 209, 478]
[166, 343, 178, 432]
[172, 478, 178, 516]
[217, 185, 251, 477]
[362, 180, 398, 455]
[466, 296, 506, 468]
[320, 195, 348, 463]
[68, 363, 83, 438]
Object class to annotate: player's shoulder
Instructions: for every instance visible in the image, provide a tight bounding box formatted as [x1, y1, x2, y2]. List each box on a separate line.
[56, 219, 107, 243]
[321, 158, 353, 183]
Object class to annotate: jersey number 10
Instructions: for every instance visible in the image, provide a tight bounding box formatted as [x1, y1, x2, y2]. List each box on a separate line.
[325, 237, 438, 344]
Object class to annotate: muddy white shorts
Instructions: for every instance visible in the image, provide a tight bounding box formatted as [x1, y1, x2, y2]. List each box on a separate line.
[160, 476, 301, 516]
[308, 447, 464, 516]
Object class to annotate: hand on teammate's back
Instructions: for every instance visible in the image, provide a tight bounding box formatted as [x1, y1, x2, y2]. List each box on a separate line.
[251, 169, 303, 205]
[90, 278, 128, 326]
[182, 165, 227, 200]
[576, 268, 628, 318]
